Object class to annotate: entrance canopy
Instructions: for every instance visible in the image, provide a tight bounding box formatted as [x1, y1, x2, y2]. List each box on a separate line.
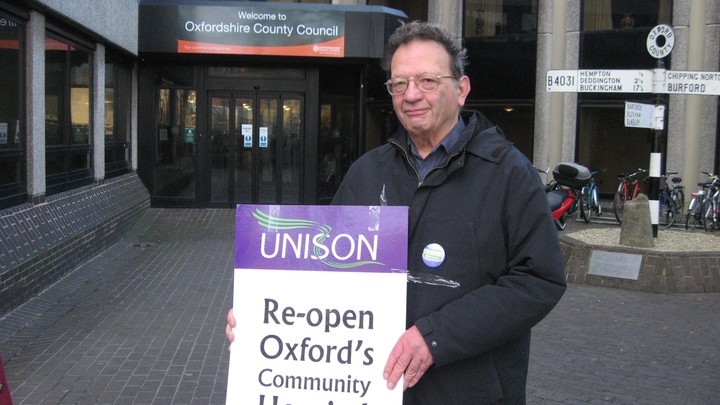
[139, 0, 407, 59]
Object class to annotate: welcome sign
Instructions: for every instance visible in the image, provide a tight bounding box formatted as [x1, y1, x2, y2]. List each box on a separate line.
[227, 205, 408, 405]
[179, 5, 345, 57]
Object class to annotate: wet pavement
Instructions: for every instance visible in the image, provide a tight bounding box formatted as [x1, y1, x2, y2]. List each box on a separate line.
[0, 208, 718, 404]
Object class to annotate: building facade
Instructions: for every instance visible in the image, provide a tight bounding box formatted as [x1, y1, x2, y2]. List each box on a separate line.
[0, 0, 146, 315]
[1, 0, 718, 314]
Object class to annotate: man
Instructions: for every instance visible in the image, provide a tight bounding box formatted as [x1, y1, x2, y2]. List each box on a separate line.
[228, 21, 566, 404]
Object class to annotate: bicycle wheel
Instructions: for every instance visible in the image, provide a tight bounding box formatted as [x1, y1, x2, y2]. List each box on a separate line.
[701, 200, 712, 232]
[685, 200, 702, 230]
[579, 187, 592, 223]
[700, 199, 719, 232]
[672, 189, 685, 218]
[613, 191, 625, 224]
[592, 187, 602, 216]
[661, 195, 677, 228]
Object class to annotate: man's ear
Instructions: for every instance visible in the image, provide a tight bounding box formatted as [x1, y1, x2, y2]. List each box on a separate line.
[457, 75, 471, 106]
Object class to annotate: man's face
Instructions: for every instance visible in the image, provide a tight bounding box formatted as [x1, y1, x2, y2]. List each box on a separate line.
[389, 40, 470, 142]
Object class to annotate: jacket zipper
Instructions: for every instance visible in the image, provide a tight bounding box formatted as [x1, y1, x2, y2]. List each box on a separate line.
[390, 139, 423, 187]
[390, 139, 463, 188]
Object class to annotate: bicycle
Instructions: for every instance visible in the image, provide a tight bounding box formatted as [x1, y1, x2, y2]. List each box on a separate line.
[613, 168, 647, 224]
[658, 171, 682, 228]
[669, 172, 685, 221]
[685, 172, 718, 231]
[701, 175, 720, 231]
[578, 169, 604, 223]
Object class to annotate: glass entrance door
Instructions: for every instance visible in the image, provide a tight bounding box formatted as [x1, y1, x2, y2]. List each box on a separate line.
[209, 92, 303, 205]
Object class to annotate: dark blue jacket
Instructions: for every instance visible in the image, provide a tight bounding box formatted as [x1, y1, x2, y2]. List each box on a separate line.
[332, 111, 566, 404]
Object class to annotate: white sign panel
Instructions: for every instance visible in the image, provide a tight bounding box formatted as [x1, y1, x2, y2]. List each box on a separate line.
[624, 102, 665, 130]
[625, 102, 654, 129]
[242, 124, 253, 147]
[229, 270, 406, 405]
[259, 127, 269, 148]
[662, 71, 720, 95]
[0, 123, 7, 144]
[547, 69, 653, 93]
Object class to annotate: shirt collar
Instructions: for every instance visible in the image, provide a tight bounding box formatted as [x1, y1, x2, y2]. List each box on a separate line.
[408, 116, 466, 159]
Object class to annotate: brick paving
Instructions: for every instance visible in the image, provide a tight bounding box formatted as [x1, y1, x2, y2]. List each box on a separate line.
[0, 208, 718, 404]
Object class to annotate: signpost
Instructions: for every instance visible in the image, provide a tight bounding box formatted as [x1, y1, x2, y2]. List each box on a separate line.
[545, 24, 719, 236]
[662, 70, 720, 95]
[547, 69, 652, 93]
[624, 102, 665, 130]
[548, 70, 720, 96]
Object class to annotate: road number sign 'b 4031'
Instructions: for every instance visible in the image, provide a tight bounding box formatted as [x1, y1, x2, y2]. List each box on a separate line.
[547, 69, 653, 93]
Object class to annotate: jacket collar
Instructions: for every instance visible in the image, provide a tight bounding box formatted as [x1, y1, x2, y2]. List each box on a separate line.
[388, 110, 512, 164]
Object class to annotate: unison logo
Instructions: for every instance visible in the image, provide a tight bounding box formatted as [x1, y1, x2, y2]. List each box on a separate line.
[252, 209, 384, 269]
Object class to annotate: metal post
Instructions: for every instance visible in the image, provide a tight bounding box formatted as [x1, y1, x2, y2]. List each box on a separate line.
[649, 58, 668, 237]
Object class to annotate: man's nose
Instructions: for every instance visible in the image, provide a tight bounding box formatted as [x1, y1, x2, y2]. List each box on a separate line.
[403, 79, 422, 99]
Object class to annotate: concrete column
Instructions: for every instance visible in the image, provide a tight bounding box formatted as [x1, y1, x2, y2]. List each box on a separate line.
[562, 2, 581, 164]
[681, 1, 713, 199]
[131, 63, 138, 172]
[93, 43, 105, 182]
[534, 1, 580, 174]
[700, 0, 719, 173]
[26, 11, 45, 203]
[666, 2, 690, 179]
[428, 0, 462, 43]
[547, 1, 566, 169]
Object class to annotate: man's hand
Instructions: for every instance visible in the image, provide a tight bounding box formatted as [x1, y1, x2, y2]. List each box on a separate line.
[225, 308, 236, 351]
[383, 325, 434, 390]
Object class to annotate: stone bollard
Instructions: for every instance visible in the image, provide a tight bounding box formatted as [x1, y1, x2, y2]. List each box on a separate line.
[619, 193, 654, 248]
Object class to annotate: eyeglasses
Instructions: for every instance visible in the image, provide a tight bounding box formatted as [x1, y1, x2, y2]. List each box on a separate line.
[384, 74, 456, 95]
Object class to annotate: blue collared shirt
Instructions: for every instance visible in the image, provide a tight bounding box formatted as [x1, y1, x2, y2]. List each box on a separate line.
[408, 117, 465, 182]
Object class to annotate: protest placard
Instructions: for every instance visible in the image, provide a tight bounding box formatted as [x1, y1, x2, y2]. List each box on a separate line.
[227, 205, 408, 405]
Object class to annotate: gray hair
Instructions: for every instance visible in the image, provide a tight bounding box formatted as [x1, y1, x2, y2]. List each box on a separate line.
[382, 20, 467, 78]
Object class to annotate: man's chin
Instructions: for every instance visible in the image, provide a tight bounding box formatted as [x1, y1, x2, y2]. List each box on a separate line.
[399, 117, 429, 133]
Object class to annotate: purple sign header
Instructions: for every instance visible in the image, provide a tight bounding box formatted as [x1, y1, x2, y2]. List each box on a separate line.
[235, 205, 408, 273]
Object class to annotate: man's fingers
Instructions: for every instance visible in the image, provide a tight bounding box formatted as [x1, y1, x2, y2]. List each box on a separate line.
[226, 309, 236, 351]
[383, 326, 434, 390]
[383, 345, 409, 389]
[225, 322, 234, 341]
[403, 356, 430, 389]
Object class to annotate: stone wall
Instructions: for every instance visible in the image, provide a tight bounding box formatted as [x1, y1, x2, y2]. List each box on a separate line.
[0, 174, 149, 315]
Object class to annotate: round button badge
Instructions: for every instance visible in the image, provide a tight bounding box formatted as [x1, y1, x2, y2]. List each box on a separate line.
[422, 243, 446, 268]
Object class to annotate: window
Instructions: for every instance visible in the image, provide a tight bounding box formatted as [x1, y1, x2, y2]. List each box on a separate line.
[578, 1, 673, 196]
[583, 0, 672, 31]
[464, 0, 538, 38]
[105, 59, 132, 178]
[460, 0, 538, 157]
[462, 0, 539, 100]
[319, 65, 360, 204]
[153, 65, 196, 199]
[0, 9, 25, 209]
[45, 32, 94, 194]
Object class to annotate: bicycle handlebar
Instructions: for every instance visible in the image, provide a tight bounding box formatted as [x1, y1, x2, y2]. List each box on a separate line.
[616, 168, 647, 182]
